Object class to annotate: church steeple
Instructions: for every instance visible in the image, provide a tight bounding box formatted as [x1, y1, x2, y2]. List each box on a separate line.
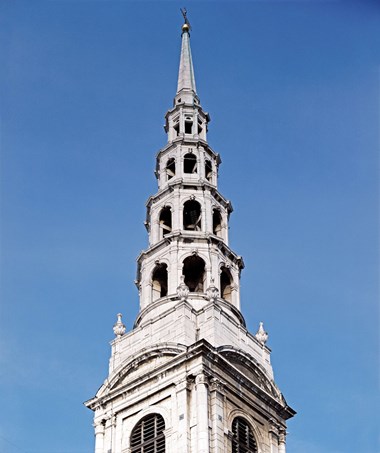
[175, 20, 197, 104]
[85, 15, 295, 453]
[165, 16, 208, 142]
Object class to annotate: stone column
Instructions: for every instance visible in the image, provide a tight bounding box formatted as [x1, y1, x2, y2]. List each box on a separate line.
[278, 428, 287, 453]
[268, 420, 279, 453]
[94, 421, 105, 453]
[196, 373, 210, 453]
[175, 378, 190, 452]
[209, 378, 225, 453]
[113, 414, 122, 453]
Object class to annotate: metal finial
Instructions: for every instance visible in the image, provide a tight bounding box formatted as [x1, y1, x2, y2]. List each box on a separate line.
[180, 7, 192, 32]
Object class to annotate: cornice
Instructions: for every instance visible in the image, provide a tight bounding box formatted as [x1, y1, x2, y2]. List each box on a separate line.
[85, 340, 295, 422]
[155, 137, 220, 163]
[145, 181, 231, 211]
[136, 232, 244, 270]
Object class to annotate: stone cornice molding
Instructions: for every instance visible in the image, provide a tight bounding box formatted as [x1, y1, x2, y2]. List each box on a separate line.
[156, 137, 219, 163]
[134, 296, 246, 330]
[145, 181, 229, 210]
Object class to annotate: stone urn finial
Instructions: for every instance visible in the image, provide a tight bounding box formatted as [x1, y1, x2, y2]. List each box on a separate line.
[206, 278, 219, 302]
[255, 321, 268, 345]
[113, 313, 126, 338]
[177, 275, 189, 301]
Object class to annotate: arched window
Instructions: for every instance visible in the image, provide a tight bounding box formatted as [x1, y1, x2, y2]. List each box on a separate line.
[220, 266, 233, 303]
[166, 158, 176, 180]
[212, 209, 222, 236]
[183, 256, 205, 293]
[183, 200, 201, 231]
[152, 264, 168, 301]
[184, 116, 193, 135]
[159, 207, 172, 239]
[231, 417, 258, 453]
[131, 413, 165, 453]
[205, 159, 212, 182]
[184, 153, 197, 174]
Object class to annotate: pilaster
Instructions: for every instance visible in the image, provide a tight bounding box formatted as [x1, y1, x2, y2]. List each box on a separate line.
[195, 373, 210, 453]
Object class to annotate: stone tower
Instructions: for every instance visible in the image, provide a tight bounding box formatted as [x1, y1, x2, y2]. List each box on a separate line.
[85, 17, 295, 453]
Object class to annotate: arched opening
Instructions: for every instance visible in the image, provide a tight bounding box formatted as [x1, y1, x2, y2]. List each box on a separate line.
[205, 159, 212, 182]
[159, 207, 172, 239]
[198, 118, 204, 135]
[131, 413, 165, 453]
[166, 158, 176, 180]
[184, 116, 193, 135]
[183, 256, 205, 293]
[183, 200, 202, 231]
[220, 266, 233, 303]
[173, 121, 180, 137]
[152, 264, 168, 301]
[231, 417, 258, 453]
[184, 153, 197, 174]
[212, 209, 222, 236]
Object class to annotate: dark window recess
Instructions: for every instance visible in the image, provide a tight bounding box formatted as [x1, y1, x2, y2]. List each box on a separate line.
[185, 121, 193, 134]
[205, 159, 212, 182]
[173, 122, 180, 136]
[183, 200, 201, 231]
[198, 119, 203, 135]
[166, 158, 176, 180]
[131, 414, 166, 453]
[184, 154, 197, 174]
[231, 417, 258, 453]
[220, 266, 232, 303]
[159, 207, 172, 238]
[183, 256, 205, 293]
[152, 264, 168, 301]
[212, 209, 222, 236]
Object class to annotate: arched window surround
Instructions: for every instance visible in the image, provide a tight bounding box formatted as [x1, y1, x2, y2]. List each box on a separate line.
[130, 413, 166, 453]
[182, 255, 206, 293]
[231, 416, 258, 453]
[220, 265, 233, 303]
[227, 410, 263, 453]
[183, 153, 198, 174]
[165, 157, 176, 181]
[212, 208, 223, 237]
[158, 206, 172, 240]
[183, 199, 202, 231]
[151, 263, 168, 302]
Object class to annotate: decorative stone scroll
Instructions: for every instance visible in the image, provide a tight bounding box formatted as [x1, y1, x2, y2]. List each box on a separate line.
[206, 278, 219, 302]
[177, 275, 189, 301]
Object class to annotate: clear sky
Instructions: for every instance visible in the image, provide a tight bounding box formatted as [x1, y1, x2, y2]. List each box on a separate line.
[1, 1, 379, 452]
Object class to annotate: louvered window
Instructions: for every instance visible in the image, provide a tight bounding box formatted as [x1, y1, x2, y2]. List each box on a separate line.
[130, 414, 165, 453]
[231, 417, 258, 453]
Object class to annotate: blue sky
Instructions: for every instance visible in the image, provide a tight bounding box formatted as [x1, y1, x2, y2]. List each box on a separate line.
[1, 1, 379, 452]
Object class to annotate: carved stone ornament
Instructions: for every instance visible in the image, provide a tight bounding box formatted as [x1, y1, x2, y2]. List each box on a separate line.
[195, 373, 208, 386]
[209, 377, 225, 393]
[255, 321, 268, 345]
[206, 278, 219, 302]
[113, 313, 126, 338]
[278, 427, 287, 444]
[177, 275, 189, 301]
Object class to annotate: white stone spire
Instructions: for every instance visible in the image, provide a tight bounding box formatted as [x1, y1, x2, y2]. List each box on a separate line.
[85, 16, 296, 453]
[177, 25, 197, 96]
